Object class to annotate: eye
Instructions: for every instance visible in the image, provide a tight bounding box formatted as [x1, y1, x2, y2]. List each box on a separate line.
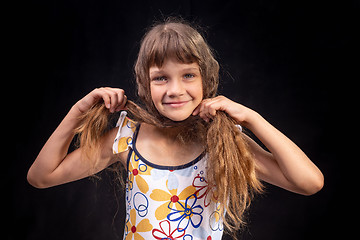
[152, 76, 167, 82]
[184, 73, 195, 79]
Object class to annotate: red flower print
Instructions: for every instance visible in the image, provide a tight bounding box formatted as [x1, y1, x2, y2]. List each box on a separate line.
[152, 220, 185, 240]
[192, 174, 217, 207]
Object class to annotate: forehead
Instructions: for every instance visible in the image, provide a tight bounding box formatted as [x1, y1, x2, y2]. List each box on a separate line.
[149, 59, 200, 75]
[145, 25, 201, 69]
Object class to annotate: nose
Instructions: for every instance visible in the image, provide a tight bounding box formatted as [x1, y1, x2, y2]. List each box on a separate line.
[167, 78, 185, 97]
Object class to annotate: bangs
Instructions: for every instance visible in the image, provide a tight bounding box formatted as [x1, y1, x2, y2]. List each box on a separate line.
[146, 28, 200, 68]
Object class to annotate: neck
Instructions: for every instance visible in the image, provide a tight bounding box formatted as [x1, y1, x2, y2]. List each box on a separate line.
[143, 123, 186, 144]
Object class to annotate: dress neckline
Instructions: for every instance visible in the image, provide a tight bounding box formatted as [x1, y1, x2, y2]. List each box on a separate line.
[131, 124, 205, 170]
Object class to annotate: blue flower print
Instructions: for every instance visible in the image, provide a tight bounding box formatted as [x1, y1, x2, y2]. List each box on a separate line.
[167, 194, 203, 232]
[183, 234, 193, 240]
[133, 192, 149, 217]
[152, 167, 194, 190]
[209, 201, 224, 232]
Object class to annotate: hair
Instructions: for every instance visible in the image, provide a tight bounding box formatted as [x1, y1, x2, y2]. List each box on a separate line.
[75, 18, 263, 236]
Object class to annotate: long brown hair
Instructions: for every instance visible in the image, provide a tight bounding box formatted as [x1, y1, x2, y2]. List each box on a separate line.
[76, 18, 263, 235]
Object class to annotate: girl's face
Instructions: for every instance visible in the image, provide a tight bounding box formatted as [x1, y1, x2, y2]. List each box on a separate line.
[149, 59, 203, 122]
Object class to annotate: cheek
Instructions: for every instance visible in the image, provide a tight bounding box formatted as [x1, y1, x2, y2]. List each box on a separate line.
[150, 87, 156, 105]
[150, 85, 162, 106]
[193, 81, 204, 103]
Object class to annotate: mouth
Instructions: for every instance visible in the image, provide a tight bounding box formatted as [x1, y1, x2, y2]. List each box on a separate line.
[163, 100, 190, 108]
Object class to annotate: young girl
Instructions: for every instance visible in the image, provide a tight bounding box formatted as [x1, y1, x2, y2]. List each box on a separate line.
[27, 19, 324, 240]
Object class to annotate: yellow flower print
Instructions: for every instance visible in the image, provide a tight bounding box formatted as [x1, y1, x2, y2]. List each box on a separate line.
[209, 201, 224, 231]
[117, 136, 132, 153]
[116, 117, 136, 153]
[150, 181, 196, 220]
[126, 209, 153, 240]
[128, 151, 153, 194]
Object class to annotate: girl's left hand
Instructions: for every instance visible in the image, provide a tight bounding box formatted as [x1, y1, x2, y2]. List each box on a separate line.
[192, 96, 254, 125]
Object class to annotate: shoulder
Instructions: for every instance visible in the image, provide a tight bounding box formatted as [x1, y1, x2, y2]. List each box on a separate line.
[112, 111, 137, 154]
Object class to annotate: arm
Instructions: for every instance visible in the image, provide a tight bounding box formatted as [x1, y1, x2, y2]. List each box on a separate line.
[242, 112, 324, 195]
[27, 88, 128, 188]
[193, 96, 324, 195]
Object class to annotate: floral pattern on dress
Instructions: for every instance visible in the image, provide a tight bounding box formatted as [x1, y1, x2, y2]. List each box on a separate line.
[128, 150, 153, 194]
[192, 174, 218, 208]
[150, 181, 196, 221]
[167, 193, 204, 232]
[152, 220, 186, 240]
[125, 209, 153, 240]
[113, 112, 137, 154]
[112, 111, 225, 240]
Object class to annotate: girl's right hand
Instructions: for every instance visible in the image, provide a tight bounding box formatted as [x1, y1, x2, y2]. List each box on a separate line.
[74, 87, 127, 114]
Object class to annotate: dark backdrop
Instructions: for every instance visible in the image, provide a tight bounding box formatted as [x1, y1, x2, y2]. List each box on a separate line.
[11, 0, 355, 239]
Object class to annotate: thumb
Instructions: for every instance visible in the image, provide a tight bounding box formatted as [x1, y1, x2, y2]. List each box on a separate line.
[192, 104, 201, 116]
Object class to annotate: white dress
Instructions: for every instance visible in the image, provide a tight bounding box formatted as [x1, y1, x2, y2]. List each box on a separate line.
[113, 111, 225, 240]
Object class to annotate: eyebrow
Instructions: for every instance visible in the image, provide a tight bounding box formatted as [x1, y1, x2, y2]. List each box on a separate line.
[182, 67, 200, 72]
[149, 67, 199, 75]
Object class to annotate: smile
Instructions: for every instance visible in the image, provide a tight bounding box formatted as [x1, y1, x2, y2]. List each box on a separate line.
[163, 101, 190, 108]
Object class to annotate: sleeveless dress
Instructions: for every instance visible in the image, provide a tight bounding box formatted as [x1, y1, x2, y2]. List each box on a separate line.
[113, 111, 225, 240]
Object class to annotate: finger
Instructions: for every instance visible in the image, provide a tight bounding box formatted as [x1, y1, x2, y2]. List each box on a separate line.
[101, 91, 111, 110]
[199, 98, 211, 114]
[198, 109, 209, 122]
[208, 105, 217, 116]
[203, 97, 224, 117]
[115, 94, 127, 112]
[104, 89, 119, 113]
[114, 89, 126, 111]
[199, 108, 210, 122]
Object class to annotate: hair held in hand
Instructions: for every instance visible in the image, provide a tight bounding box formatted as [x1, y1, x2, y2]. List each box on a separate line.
[75, 19, 263, 234]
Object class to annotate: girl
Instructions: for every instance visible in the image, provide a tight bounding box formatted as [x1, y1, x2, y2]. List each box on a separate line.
[27, 19, 324, 240]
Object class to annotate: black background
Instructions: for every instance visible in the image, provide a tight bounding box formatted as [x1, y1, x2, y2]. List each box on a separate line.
[10, 0, 356, 239]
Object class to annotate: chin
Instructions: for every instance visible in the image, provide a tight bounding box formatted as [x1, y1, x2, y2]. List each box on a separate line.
[166, 115, 191, 122]
[162, 112, 193, 122]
